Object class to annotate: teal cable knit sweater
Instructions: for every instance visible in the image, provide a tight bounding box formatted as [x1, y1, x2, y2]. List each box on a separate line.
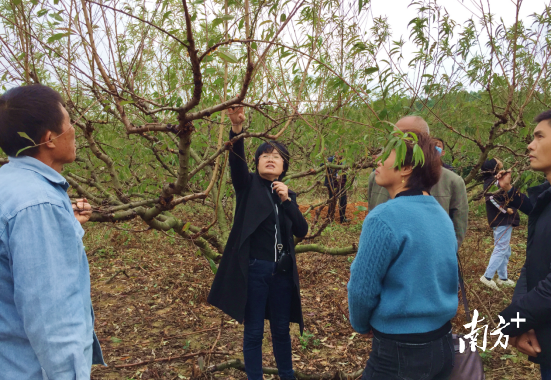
[348, 195, 458, 334]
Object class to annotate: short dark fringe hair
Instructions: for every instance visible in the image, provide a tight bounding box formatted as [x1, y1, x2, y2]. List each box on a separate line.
[0, 84, 65, 157]
[400, 130, 442, 191]
[534, 109, 551, 124]
[254, 140, 290, 180]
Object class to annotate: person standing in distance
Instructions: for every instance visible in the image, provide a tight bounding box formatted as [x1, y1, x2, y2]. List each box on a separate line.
[324, 154, 350, 223]
[367, 116, 468, 247]
[479, 158, 518, 290]
[207, 105, 308, 380]
[0, 84, 104, 379]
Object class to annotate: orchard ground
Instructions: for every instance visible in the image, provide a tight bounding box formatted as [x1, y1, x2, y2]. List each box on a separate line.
[86, 183, 539, 380]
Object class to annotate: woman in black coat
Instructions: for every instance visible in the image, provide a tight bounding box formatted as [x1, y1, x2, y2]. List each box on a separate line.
[207, 106, 308, 380]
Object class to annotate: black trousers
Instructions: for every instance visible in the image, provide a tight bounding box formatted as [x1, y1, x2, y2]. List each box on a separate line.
[327, 186, 347, 222]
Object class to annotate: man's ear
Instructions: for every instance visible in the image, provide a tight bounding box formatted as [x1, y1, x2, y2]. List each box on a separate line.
[441, 150, 446, 156]
[40, 130, 56, 149]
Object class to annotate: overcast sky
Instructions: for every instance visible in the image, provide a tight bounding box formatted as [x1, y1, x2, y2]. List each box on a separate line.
[371, 0, 545, 41]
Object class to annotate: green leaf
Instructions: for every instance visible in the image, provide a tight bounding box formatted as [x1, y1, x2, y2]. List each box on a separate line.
[12, 0, 21, 5]
[280, 13, 287, 22]
[119, 100, 134, 106]
[356, 205, 367, 211]
[29, 0, 38, 5]
[358, 0, 363, 13]
[393, 141, 406, 169]
[251, 41, 257, 50]
[17, 132, 36, 144]
[53, 0, 59, 4]
[51, 12, 63, 22]
[221, 14, 234, 21]
[211, 18, 224, 28]
[207, 257, 218, 274]
[47, 32, 70, 44]
[16, 146, 33, 157]
[161, 11, 172, 23]
[182, 222, 191, 232]
[110, 336, 122, 343]
[37, 9, 48, 17]
[217, 48, 238, 63]
[203, 67, 217, 75]
[364, 66, 379, 75]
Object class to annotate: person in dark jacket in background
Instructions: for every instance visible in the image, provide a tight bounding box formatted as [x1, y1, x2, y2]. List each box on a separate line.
[207, 105, 308, 380]
[496, 109, 551, 380]
[324, 155, 350, 223]
[479, 158, 519, 290]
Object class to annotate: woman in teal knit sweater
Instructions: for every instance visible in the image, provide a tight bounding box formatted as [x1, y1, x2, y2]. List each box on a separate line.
[348, 131, 458, 380]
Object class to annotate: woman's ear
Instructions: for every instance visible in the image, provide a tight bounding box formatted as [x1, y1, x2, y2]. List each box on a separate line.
[400, 165, 413, 177]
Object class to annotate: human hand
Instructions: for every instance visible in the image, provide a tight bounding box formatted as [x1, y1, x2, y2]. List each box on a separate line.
[227, 105, 245, 133]
[272, 181, 290, 202]
[510, 329, 541, 357]
[496, 169, 512, 192]
[73, 198, 92, 224]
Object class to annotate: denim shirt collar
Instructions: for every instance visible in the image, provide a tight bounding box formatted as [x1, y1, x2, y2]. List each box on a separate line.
[7, 156, 69, 191]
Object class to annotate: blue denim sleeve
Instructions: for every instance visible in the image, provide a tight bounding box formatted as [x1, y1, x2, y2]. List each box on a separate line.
[9, 203, 92, 380]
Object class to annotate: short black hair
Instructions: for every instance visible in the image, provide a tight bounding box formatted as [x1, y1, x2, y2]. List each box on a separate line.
[534, 110, 551, 125]
[435, 137, 444, 145]
[254, 140, 290, 180]
[0, 84, 65, 157]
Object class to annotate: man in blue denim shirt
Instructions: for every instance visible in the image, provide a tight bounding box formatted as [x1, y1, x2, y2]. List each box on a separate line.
[0, 85, 104, 379]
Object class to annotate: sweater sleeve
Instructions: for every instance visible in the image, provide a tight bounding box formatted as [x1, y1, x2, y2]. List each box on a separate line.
[347, 214, 399, 334]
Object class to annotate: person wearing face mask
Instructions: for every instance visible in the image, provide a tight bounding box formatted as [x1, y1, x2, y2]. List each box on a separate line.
[479, 158, 519, 290]
[207, 105, 308, 380]
[348, 132, 458, 380]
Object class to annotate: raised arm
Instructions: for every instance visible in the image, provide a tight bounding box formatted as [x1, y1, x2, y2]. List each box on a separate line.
[227, 106, 250, 192]
[496, 170, 534, 215]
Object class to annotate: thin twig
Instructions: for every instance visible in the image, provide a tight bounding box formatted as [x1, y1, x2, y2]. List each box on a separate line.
[114, 350, 229, 369]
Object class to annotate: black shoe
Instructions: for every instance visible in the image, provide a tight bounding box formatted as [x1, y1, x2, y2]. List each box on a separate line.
[340, 217, 351, 223]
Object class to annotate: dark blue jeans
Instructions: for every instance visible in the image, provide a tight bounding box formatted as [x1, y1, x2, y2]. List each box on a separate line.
[362, 332, 455, 380]
[542, 364, 551, 380]
[243, 258, 294, 380]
